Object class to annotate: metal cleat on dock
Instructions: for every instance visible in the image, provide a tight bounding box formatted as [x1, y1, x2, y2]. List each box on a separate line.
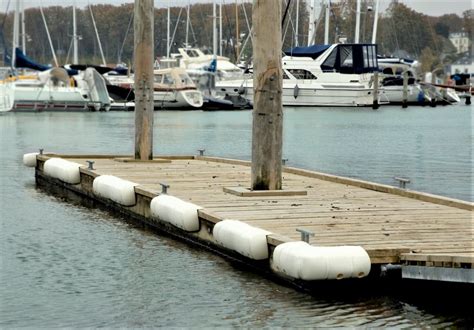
[159, 182, 170, 194]
[86, 160, 95, 170]
[296, 228, 315, 243]
[393, 176, 410, 189]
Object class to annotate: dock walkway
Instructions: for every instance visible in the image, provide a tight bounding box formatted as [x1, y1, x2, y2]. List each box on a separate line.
[34, 155, 473, 284]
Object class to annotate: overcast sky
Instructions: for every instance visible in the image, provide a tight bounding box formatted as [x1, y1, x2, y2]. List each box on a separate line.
[8, 0, 473, 17]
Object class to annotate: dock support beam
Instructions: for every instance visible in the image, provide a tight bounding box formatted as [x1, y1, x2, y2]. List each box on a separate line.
[134, 0, 154, 160]
[251, 0, 283, 191]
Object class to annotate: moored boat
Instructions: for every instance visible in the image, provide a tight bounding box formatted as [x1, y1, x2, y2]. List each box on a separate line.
[216, 43, 383, 107]
[152, 67, 203, 109]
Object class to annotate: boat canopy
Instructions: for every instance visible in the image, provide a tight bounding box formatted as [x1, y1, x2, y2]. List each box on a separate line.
[321, 44, 378, 74]
[14, 48, 79, 75]
[284, 44, 331, 59]
[15, 48, 51, 71]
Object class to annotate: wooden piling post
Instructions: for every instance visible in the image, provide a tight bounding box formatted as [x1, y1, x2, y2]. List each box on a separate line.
[251, 0, 283, 191]
[372, 71, 379, 110]
[402, 71, 408, 108]
[134, 0, 154, 160]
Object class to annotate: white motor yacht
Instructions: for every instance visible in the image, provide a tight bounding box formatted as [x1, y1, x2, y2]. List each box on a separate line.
[216, 43, 383, 107]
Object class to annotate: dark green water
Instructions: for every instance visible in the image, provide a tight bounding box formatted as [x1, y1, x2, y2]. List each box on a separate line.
[0, 105, 472, 327]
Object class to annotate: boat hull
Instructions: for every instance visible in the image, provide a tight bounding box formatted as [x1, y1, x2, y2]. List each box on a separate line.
[153, 89, 203, 110]
[216, 80, 377, 107]
[12, 85, 101, 112]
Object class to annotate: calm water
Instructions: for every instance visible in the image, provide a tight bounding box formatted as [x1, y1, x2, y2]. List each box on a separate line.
[0, 105, 472, 327]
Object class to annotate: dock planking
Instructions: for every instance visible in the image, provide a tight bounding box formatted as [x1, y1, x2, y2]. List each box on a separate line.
[54, 154, 473, 268]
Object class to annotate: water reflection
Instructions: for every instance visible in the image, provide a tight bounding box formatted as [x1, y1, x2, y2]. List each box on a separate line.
[0, 106, 472, 327]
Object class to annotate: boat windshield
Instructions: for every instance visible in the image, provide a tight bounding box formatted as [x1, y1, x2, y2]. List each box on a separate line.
[185, 49, 200, 58]
[321, 44, 378, 74]
[287, 69, 317, 80]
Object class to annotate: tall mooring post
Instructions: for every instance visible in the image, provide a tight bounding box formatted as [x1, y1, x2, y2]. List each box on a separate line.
[134, 0, 154, 160]
[372, 71, 379, 110]
[402, 71, 408, 108]
[251, 0, 283, 190]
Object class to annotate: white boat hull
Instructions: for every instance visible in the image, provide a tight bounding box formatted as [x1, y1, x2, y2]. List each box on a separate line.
[216, 80, 377, 107]
[0, 82, 14, 112]
[380, 85, 427, 104]
[153, 89, 203, 109]
[12, 85, 100, 111]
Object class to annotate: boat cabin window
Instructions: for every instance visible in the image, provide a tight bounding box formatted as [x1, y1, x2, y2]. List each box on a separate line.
[185, 49, 200, 58]
[163, 74, 174, 84]
[179, 74, 193, 86]
[154, 74, 163, 83]
[321, 44, 378, 74]
[282, 70, 289, 79]
[287, 69, 317, 79]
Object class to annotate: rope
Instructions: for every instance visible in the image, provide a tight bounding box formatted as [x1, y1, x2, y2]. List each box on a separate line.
[282, 0, 292, 29]
[118, 9, 134, 63]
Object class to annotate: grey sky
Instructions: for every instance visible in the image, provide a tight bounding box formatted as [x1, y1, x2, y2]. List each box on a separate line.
[12, 0, 474, 17]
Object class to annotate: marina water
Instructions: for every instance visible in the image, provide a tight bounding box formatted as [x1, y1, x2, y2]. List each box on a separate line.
[1, 105, 472, 327]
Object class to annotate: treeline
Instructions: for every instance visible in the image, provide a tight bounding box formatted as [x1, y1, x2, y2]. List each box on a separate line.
[0, 1, 472, 71]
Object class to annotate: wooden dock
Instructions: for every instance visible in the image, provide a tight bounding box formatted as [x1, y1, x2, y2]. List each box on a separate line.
[33, 154, 474, 286]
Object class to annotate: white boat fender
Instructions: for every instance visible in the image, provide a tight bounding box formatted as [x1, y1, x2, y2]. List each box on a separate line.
[271, 241, 371, 281]
[213, 219, 271, 260]
[92, 175, 137, 206]
[43, 158, 83, 184]
[23, 153, 39, 167]
[150, 194, 202, 232]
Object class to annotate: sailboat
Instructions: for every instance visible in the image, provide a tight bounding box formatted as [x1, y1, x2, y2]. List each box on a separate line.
[164, 1, 250, 109]
[11, 49, 110, 112]
[7, 1, 110, 112]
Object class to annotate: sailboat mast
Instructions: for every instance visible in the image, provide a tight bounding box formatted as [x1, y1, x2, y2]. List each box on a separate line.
[73, 0, 78, 64]
[324, 0, 330, 44]
[213, 1, 217, 55]
[295, 0, 299, 46]
[11, 0, 20, 67]
[21, 0, 26, 54]
[354, 0, 361, 43]
[89, 5, 106, 66]
[185, 2, 190, 47]
[167, 0, 170, 57]
[235, 0, 239, 62]
[219, 0, 223, 56]
[371, 0, 380, 44]
[40, 5, 59, 67]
